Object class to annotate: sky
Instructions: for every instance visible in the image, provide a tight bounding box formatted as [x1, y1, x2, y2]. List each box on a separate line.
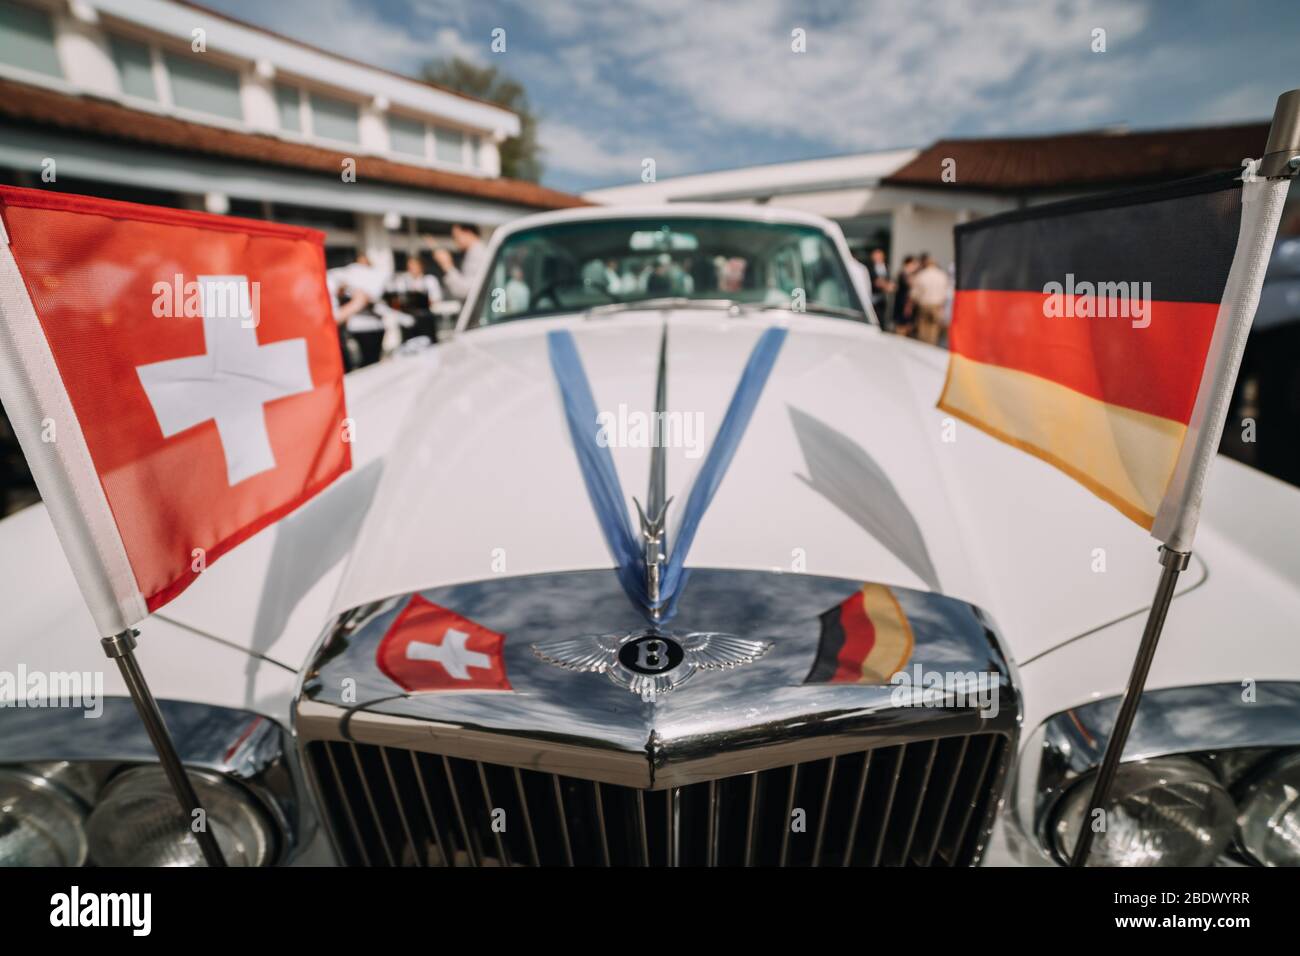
[202, 0, 1300, 193]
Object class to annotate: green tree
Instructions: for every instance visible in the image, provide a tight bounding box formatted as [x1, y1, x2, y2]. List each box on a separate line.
[422, 57, 542, 183]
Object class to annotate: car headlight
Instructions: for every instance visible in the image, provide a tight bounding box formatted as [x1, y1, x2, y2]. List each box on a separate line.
[0, 766, 89, 867]
[85, 767, 275, 867]
[1236, 752, 1300, 866]
[1050, 757, 1235, 866]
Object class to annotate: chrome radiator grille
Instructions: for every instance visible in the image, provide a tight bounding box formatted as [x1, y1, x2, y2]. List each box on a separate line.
[306, 733, 1007, 867]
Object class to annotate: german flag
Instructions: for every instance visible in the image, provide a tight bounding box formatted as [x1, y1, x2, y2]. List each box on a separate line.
[938, 171, 1247, 532]
[806, 583, 915, 685]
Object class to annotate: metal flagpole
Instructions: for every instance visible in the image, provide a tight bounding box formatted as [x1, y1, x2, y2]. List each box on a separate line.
[1071, 89, 1300, 867]
[102, 629, 227, 867]
[1068, 546, 1188, 866]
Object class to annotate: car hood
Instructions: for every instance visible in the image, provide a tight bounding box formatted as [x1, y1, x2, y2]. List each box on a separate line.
[332, 309, 1203, 664]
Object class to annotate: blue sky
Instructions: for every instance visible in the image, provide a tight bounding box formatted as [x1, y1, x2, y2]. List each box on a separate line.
[203, 0, 1299, 193]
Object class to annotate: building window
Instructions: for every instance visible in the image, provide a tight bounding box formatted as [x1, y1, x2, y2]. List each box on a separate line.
[109, 35, 156, 100]
[0, 1, 60, 77]
[311, 92, 359, 143]
[389, 114, 426, 157]
[434, 126, 464, 165]
[275, 83, 301, 132]
[163, 51, 242, 120]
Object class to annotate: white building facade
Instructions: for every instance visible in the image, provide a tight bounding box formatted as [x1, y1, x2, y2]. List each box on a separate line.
[0, 0, 583, 270]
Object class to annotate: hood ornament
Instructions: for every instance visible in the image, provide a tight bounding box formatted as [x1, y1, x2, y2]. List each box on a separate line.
[531, 630, 772, 702]
[637, 321, 672, 619]
[633, 495, 672, 615]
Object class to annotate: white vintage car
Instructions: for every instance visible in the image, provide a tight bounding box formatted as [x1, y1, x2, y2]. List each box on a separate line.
[2, 204, 1299, 868]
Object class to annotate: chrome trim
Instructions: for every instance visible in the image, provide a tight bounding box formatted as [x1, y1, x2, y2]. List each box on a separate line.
[297, 568, 1020, 864]
[531, 628, 771, 702]
[513, 767, 540, 866]
[379, 747, 419, 866]
[299, 569, 1018, 786]
[841, 750, 871, 867]
[898, 739, 938, 863]
[924, 734, 971, 865]
[1013, 682, 1300, 864]
[0, 697, 305, 864]
[410, 751, 451, 866]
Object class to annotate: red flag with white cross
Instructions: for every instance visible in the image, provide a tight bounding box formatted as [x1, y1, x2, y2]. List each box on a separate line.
[376, 595, 512, 693]
[0, 186, 349, 636]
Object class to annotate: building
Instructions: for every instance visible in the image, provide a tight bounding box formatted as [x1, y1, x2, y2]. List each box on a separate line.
[0, 0, 586, 273]
[589, 120, 1300, 491]
[588, 122, 1282, 273]
[585, 148, 919, 264]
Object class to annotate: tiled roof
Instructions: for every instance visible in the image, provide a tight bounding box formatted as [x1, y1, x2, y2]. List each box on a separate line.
[881, 122, 1270, 192]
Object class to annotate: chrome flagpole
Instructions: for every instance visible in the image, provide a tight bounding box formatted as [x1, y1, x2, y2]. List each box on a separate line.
[1068, 546, 1188, 866]
[1071, 89, 1300, 867]
[102, 629, 227, 867]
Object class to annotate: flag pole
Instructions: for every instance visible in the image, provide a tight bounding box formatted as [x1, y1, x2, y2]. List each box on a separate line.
[1068, 546, 1188, 866]
[1071, 88, 1300, 867]
[102, 629, 227, 867]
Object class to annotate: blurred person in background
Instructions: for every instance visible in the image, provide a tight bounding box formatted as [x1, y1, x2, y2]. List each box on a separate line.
[866, 247, 894, 326]
[387, 254, 442, 344]
[909, 253, 951, 346]
[427, 223, 488, 301]
[892, 255, 919, 336]
[329, 253, 389, 369]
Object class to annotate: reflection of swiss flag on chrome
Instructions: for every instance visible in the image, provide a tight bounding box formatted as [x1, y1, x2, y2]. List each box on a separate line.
[377, 596, 511, 692]
[0, 187, 348, 635]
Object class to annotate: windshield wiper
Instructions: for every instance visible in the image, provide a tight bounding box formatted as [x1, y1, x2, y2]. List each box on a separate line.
[751, 302, 868, 321]
[584, 297, 743, 318]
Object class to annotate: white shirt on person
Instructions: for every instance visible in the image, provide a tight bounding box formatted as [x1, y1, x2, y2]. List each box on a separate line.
[910, 264, 951, 310]
[328, 262, 389, 332]
[388, 271, 442, 302]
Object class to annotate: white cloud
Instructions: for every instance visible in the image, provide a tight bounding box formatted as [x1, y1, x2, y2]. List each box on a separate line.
[539, 120, 689, 178]
[539, 0, 1151, 151]
[207, 0, 467, 72]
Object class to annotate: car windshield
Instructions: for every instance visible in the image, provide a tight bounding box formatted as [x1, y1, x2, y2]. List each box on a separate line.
[468, 217, 864, 327]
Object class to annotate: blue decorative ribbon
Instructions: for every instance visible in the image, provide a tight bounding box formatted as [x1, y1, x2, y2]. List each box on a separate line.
[547, 330, 650, 611]
[658, 326, 786, 605]
[547, 325, 787, 620]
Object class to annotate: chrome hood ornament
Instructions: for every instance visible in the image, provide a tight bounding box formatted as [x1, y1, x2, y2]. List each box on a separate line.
[636, 320, 672, 619]
[531, 630, 772, 703]
[633, 495, 671, 613]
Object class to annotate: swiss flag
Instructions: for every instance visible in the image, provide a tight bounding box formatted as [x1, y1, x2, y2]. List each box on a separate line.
[0, 187, 349, 635]
[376, 595, 511, 692]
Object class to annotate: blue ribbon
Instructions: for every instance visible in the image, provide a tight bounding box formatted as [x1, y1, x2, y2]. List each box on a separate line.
[547, 326, 787, 620]
[659, 326, 786, 605]
[547, 330, 650, 610]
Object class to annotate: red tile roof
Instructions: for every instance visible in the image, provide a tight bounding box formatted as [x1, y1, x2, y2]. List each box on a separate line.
[881, 122, 1270, 193]
[0, 78, 588, 211]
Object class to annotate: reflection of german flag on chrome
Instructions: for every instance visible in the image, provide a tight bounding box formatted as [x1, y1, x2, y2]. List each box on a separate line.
[806, 583, 915, 685]
[938, 171, 1244, 531]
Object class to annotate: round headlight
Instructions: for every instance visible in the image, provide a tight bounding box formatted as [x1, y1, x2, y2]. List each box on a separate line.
[1236, 752, 1300, 866]
[0, 767, 88, 866]
[1051, 757, 1235, 866]
[86, 766, 275, 867]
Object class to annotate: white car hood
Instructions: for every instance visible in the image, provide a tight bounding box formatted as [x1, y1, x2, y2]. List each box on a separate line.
[333, 310, 1202, 663]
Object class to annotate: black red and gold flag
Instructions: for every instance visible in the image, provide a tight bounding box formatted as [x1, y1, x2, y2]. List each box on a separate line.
[806, 583, 915, 685]
[938, 170, 1246, 532]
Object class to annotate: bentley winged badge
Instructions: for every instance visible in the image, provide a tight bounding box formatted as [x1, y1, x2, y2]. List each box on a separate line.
[531, 630, 772, 702]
